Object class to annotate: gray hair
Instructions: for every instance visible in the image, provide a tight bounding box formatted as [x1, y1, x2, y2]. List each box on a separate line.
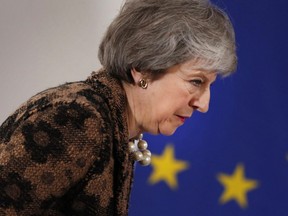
[98, 0, 237, 83]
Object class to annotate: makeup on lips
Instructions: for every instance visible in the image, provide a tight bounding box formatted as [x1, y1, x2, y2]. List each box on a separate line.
[176, 115, 187, 123]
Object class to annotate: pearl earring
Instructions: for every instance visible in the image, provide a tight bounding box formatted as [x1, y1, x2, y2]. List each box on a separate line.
[128, 134, 151, 166]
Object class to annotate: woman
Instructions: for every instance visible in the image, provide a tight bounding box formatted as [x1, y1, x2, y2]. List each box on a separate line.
[0, 0, 237, 215]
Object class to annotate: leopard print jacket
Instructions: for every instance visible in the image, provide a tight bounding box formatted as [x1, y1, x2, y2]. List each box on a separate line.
[0, 70, 134, 215]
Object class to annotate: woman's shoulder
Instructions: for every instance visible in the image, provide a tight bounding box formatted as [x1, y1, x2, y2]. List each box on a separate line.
[11, 81, 100, 120]
[0, 81, 109, 142]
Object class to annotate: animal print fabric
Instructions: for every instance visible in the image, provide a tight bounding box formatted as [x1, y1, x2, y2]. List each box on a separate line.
[0, 70, 134, 215]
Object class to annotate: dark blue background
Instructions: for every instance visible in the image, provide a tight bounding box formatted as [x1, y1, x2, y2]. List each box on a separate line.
[130, 0, 288, 215]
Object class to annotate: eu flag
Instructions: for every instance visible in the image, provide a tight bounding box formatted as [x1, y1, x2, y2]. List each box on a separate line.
[129, 0, 288, 215]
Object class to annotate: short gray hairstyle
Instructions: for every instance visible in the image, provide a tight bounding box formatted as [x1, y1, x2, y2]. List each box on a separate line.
[98, 0, 237, 83]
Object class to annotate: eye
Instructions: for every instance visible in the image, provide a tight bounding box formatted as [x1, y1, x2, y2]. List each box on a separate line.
[190, 79, 204, 87]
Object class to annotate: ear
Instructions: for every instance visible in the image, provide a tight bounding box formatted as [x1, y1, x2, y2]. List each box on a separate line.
[130, 68, 143, 84]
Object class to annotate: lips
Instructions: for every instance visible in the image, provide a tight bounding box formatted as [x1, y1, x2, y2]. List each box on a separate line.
[176, 115, 188, 123]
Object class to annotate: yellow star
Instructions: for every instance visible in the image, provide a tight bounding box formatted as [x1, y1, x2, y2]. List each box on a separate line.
[148, 144, 189, 190]
[217, 163, 259, 208]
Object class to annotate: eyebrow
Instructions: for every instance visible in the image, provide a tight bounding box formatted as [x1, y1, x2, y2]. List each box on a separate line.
[186, 69, 216, 79]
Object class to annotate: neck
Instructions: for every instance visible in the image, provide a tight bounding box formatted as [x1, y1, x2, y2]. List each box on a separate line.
[122, 81, 142, 139]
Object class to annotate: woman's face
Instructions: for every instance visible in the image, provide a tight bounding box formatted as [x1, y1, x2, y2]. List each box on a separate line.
[137, 60, 217, 136]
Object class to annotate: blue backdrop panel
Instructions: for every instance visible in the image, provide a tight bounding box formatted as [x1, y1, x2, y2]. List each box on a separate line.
[129, 0, 288, 215]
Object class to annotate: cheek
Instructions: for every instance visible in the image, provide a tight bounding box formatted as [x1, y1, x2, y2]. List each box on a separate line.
[157, 99, 188, 119]
[154, 107, 176, 122]
[148, 88, 190, 122]
[165, 95, 188, 110]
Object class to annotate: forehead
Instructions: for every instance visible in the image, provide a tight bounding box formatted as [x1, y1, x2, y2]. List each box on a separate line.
[176, 60, 217, 81]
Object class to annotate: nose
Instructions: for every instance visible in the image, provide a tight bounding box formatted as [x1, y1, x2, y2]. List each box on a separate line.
[189, 87, 211, 113]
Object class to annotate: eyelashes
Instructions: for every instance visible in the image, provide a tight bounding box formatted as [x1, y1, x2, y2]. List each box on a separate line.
[189, 79, 204, 87]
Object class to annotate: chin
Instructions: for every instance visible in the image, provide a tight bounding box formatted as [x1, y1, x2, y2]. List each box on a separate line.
[159, 127, 178, 136]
